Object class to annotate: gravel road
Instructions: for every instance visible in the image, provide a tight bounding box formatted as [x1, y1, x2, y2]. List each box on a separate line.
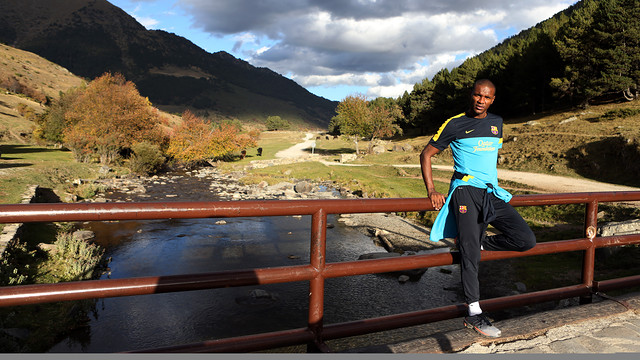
[268, 134, 640, 250]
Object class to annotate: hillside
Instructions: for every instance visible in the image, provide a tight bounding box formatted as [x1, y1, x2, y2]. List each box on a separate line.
[413, 102, 640, 188]
[499, 103, 640, 187]
[0, 44, 85, 142]
[0, 0, 337, 129]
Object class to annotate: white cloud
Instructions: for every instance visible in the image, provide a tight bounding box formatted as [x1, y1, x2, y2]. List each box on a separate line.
[136, 16, 160, 29]
[174, 0, 578, 99]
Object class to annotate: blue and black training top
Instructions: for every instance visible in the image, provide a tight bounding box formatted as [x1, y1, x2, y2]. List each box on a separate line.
[428, 112, 503, 186]
[427, 112, 512, 242]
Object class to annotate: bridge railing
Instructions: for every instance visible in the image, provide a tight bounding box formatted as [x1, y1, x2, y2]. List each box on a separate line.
[1, 191, 640, 352]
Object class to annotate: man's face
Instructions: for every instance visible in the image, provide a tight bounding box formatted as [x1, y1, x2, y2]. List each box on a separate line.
[469, 84, 495, 118]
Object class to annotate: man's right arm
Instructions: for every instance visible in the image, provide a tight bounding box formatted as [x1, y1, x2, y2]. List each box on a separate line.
[420, 144, 446, 210]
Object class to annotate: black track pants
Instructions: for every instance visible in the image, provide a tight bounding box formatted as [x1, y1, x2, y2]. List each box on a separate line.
[450, 186, 536, 304]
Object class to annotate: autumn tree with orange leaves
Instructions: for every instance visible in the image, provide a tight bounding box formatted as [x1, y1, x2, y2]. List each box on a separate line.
[60, 73, 165, 164]
[167, 111, 258, 165]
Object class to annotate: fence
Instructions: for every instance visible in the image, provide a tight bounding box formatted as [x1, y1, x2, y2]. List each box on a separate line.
[1, 191, 640, 352]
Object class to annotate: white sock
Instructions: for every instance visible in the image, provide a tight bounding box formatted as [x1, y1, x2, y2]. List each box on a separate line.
[481, 245, 484, 250]
[468, 301, 482, 316]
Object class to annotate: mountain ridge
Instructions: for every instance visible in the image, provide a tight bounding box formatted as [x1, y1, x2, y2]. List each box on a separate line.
[0, 0, 337, 128]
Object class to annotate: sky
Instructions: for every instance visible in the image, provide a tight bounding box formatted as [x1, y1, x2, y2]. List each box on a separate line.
[108, 0, 579, 102]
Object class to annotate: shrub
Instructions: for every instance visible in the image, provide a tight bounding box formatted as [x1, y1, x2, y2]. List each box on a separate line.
[53, 232, 105, 282]
[602, 108, 640, 120]
[0, 240, 34, 286]
[35, 87, 82, 144]
[167, 111, 258, 165]
[128, 141, 165, 175]
[265, 115, 291, 131]
[68, 182, 107, 200]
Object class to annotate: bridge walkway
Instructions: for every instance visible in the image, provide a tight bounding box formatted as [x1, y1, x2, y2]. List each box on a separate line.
[348, 291, 640, 354]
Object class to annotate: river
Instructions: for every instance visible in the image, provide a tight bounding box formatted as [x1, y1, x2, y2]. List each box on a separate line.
[48, 169, 461, 353]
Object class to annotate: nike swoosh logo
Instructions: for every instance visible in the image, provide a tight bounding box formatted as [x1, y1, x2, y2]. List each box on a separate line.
[465, 129, 474, 134]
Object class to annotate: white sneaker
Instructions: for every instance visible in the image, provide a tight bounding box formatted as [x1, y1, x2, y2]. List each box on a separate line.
[463, 314, 502, 338]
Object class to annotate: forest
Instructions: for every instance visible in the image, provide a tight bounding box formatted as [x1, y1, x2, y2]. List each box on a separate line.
[385, 0, 639, 134]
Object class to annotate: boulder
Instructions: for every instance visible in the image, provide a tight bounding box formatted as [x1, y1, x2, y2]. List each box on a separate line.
[597, 219, 640, 260]
[294, 181, 313, 194]
[559, 116, 578, 125]
[372, 145, 386, 154]
[340, 154, 357, 163]
[38, 243, 57, 252]
[598, 219, 640, 236]
[271, 182, 294, 191]
[72, 230, 95, 241]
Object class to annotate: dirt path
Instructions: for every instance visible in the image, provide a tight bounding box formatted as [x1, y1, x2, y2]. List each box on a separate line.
[274, 132, 317, 158]
[429, 164, 640, 194]
[274, 135, 640, 194]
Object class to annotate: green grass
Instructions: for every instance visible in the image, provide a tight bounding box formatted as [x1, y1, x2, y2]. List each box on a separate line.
[242, 160, 438, 199]
[217, 130, 304, 168]
[240, 125, 640, 232]
[0, 144, 104, 204]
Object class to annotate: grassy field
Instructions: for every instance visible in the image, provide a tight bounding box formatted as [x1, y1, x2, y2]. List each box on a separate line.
[0, 144, 105, 204]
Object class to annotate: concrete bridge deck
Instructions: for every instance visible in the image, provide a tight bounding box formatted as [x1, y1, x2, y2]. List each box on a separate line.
[350, 291, 640, 355]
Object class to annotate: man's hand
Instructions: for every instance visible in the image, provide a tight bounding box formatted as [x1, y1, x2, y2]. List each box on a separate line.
[420, 144, 445, 210]
[428, 190, 446, 210]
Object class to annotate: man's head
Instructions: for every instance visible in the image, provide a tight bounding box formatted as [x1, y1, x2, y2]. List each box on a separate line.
[468, 79, 496, 118]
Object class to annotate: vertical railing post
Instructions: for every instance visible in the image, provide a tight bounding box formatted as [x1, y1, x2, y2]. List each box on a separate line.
[580, 199, 598, 304]
[307, 209, 329, 352]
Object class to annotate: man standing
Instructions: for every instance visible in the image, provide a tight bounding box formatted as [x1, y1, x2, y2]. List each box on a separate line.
[420, 79, 536, 338]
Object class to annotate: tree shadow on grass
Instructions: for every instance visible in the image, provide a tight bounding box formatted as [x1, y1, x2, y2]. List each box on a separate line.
[0, 110, 18, 118]
[0, 144, 61, 155]
[0, 162, 33, 169]
[307, 147, 356, 156]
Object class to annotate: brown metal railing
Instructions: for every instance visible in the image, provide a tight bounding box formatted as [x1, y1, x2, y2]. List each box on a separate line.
[1, 191, 640, 352]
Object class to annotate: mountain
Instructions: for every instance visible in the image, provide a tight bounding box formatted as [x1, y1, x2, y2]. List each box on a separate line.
[0, 0, 337, 128]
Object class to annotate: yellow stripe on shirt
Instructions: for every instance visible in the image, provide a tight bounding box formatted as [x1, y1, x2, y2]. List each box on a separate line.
[433, 113, 465, 141]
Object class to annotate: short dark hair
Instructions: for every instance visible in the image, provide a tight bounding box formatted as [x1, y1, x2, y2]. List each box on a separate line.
[473, 79, 496, 94]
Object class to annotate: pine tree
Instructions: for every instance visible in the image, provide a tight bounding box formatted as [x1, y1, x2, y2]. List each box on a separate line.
[403, 78, 434, 133]
[620, 0, 640, 100]
[551, 0, 599, 106]
[589, 0, 636, 99]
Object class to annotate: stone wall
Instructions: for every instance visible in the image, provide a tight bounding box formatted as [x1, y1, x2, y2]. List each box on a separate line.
[0, 185, 40, 258]
[598, 219, 640, 236]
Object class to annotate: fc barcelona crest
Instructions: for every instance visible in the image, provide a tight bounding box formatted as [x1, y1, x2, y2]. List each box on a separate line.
[459, 205, 467, 214]
[491, 126, 498, 135]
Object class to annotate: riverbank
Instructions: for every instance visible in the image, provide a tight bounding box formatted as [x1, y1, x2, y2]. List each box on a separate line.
[87, 166, 446, 253]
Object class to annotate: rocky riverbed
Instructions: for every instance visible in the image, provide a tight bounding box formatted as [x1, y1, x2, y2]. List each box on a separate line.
[84, 166, 450, 254]
[77, 165, 639, 318]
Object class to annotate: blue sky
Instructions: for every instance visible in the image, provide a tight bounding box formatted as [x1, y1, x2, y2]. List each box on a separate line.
[108, 0, 579, 102]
